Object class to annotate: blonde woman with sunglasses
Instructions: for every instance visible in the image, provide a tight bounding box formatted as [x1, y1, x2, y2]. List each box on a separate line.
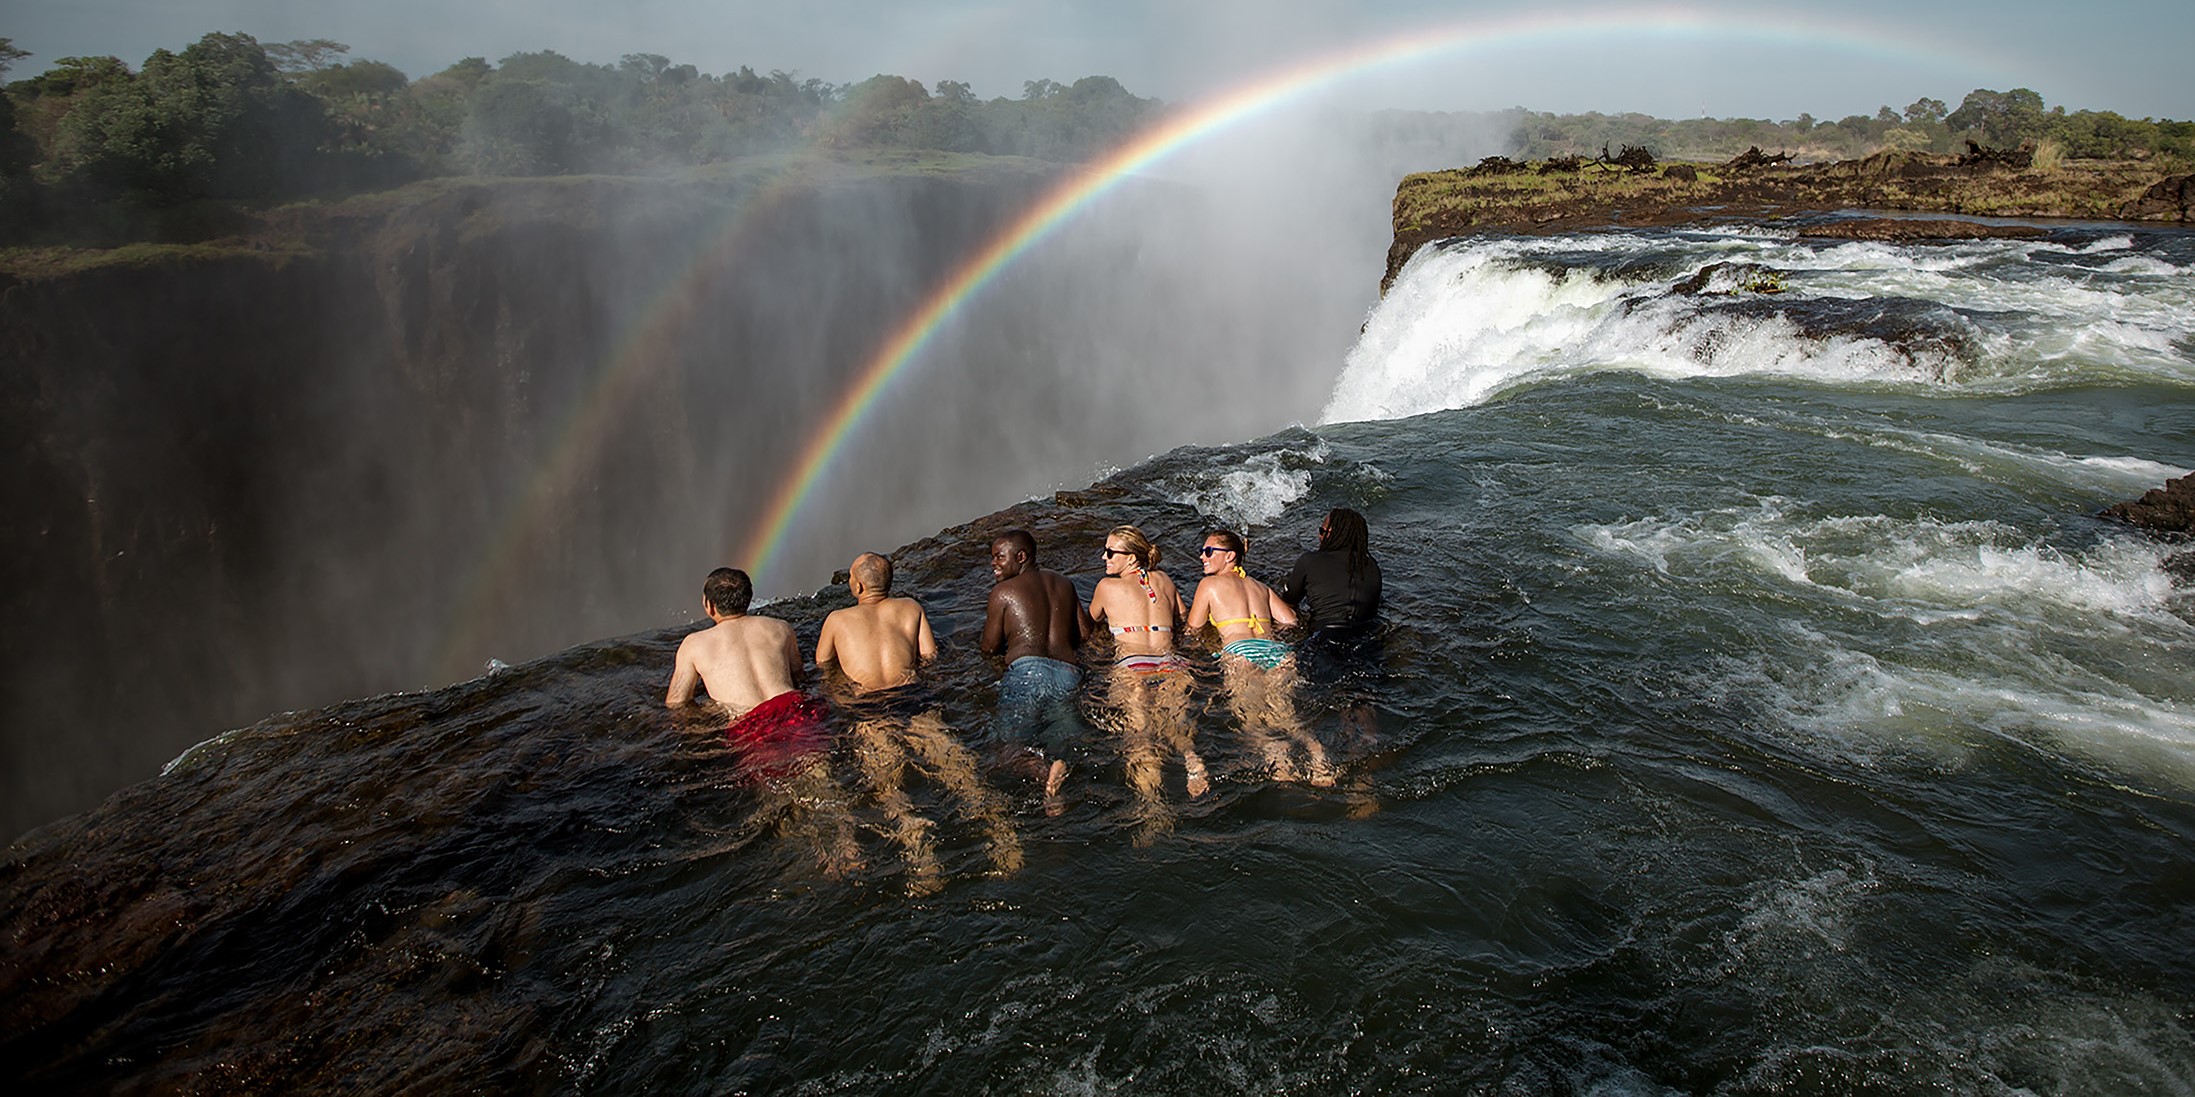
[1088, 525, 1208, 838]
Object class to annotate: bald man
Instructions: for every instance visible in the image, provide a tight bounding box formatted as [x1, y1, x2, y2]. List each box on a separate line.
[818, 552, 1020, 889]
[815, 552, 936, 694]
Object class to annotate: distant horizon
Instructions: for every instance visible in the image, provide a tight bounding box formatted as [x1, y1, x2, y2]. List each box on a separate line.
[7, 1, 2192, 123]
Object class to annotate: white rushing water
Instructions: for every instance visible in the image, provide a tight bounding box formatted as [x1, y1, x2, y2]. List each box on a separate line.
[1323, 229, 2195, 423]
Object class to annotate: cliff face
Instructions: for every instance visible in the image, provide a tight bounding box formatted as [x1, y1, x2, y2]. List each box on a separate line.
[1, 160, 1072, 836]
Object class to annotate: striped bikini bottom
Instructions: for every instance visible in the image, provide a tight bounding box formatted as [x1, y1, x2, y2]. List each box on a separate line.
[1115, 652, 1190, 676]
[1219, 638, 1294, 671]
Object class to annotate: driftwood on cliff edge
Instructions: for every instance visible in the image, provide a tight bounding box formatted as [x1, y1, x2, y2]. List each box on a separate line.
[1722, 146, 1793, 171]
[1959, 140, 2034, 170]
[1596, 144, 1657, 172]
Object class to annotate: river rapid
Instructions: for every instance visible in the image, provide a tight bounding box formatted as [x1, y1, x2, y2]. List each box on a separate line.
[5, 221, 2193, 1093]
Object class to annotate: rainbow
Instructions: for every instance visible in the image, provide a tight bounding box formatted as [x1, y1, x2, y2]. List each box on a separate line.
[737, 5, 2015, 587]
[431, 155, 841, 679]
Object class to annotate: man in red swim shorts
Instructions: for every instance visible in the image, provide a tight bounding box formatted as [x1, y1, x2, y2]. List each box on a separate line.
[667, 567, 858, 874]
[666, 567, 827, 783]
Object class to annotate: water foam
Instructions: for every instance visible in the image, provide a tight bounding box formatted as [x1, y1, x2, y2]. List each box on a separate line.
[1577, 500, 2187, 629]
[1577, 497, 2195, 779]
[1324, 232, 2195, 422]
[1155, 440, 1335, 532]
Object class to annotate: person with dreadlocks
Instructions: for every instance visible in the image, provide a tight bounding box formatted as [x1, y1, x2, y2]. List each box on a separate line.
[1277, 508, 1385, 815]
[1277, 508, 1383, 636]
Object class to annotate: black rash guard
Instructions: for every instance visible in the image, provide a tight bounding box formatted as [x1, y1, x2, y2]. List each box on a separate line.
[1277, 549, 1382, 632]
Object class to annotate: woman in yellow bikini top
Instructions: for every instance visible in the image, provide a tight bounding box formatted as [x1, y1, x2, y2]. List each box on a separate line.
[1187, 529, 1298, 670]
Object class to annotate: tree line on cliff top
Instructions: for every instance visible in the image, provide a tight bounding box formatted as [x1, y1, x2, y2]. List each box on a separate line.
[1, 32, 2189, 241]
[0, 33, 1158, 237]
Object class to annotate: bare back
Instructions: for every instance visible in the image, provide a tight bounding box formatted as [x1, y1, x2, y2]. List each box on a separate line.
[816, 595, 936, 694]
[1089, 570, 1185, 656]
[983, 567, 1084, 664]
[1188, 571, 1296, 644]
[666, 614, 800, 718]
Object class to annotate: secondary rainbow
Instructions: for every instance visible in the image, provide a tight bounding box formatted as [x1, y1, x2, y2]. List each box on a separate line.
[739, 5, 2017, 586]
[432, 156, 836, 679]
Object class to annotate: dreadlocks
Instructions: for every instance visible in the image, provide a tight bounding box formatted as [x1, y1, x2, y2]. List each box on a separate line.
[1318, 508, 1373, 583]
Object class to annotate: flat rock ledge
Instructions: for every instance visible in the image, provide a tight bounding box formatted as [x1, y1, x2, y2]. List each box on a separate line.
[1796, 218, 2047, 242]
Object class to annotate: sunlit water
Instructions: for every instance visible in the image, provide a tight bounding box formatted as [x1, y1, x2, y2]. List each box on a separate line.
[6, 223, 2194, 1093]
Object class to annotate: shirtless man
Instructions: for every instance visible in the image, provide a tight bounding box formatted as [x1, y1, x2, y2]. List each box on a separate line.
[666, 567, 802, 719]
[981, 529, 1089, 802]
[816, 552, 937, 694]
[667, 567, 856, 871]
[819, 553, 1019, 888]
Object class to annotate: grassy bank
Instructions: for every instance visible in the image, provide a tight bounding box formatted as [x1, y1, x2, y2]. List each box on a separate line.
[1386, 151, 2192, 289]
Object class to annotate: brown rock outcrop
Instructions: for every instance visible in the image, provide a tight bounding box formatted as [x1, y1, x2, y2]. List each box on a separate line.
[2101, 472, 2195, 535]
[2121, 174, 2194, 221]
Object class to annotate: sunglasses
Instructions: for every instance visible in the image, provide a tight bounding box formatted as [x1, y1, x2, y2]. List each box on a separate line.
[1199, 546, 1232, 557]
[1101, 547, 1132, 558]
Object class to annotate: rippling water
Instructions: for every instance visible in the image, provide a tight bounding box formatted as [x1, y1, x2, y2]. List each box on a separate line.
[6, 223, 2194, 1093]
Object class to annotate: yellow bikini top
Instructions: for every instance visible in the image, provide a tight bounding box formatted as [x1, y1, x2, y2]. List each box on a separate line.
[1209, 614, 1268, 635]
[1209, 566, 1266, 634]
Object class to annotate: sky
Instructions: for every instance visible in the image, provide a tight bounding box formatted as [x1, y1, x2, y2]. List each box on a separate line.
[6, 1, 2191, 123]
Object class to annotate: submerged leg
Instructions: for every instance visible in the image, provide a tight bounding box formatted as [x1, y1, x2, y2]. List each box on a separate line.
[1151, 671, 1206, 797]
[1267, 661, 1334, 787]
[778, 759, 866, 879]
[1224, 658, 1296, 782]
[902, 710, 1022, 876]
[851, 718, 940, 895]
[1112, 672, 1174, 844]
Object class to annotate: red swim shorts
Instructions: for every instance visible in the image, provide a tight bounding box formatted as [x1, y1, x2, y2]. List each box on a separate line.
[727, 691, 831, 783]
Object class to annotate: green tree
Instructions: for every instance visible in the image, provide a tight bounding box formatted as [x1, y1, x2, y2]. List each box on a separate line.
[1947, 87, 2047, 147]
[265, 38, 350, 74]
[0, 38, 34, 208]
[295, 59, 407, 101]
[56, 32, 328, 200]
[461, 77, 577, 174]
[823, 74, 928, 148]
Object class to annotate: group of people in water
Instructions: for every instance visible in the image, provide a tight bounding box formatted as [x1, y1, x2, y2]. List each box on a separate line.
[665, 507, 1382, 886]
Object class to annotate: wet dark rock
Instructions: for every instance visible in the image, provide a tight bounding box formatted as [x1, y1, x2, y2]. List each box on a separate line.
[2121, 174, 2195, 222]
[2164, 551, 2195, 585]
[1797, 217, 2047, 242]
[2101, 472, 2195, 535]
